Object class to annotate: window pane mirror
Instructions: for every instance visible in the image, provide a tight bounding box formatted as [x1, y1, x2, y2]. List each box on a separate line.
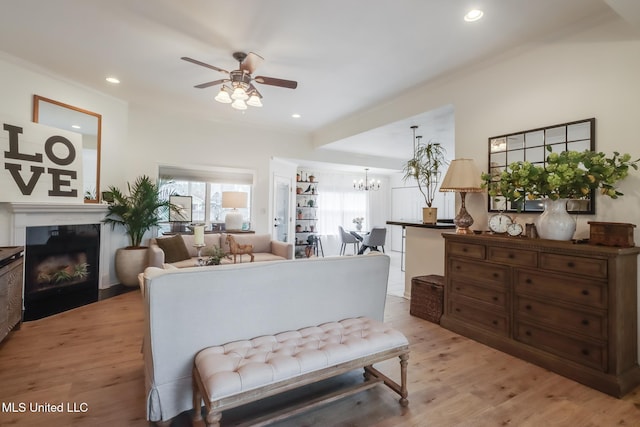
[487, 118, 595, 214]
[33, 95, 102, 203]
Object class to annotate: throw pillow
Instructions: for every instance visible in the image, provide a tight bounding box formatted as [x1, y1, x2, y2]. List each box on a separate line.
[155, 235, 191, 263]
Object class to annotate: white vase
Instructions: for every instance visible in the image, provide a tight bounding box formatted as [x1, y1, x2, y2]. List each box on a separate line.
[535, 198, 576, 241]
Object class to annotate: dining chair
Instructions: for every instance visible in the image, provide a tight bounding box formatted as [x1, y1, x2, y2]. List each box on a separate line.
[338, 225, 360, 255]
[359, 227, 386, 254]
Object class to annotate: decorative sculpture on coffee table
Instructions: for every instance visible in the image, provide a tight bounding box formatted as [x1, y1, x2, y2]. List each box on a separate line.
[226, 235, 254, 263]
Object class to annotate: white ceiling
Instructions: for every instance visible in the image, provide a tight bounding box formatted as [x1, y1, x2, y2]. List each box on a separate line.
[0, 0, 633, 165]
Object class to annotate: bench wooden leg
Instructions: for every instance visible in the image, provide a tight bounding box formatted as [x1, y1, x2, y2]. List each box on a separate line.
[399, 353, 409, 407]
[205, 410, 222, 427]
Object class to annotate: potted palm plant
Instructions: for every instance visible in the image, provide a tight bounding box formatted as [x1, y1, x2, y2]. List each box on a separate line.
[103, 175, 176, 286]
[402, 139, 448, 224]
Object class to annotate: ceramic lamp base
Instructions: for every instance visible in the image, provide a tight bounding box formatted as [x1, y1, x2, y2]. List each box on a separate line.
[225, 210, 244, 231]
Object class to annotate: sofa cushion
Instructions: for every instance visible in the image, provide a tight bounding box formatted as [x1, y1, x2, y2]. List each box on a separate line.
[155, 235, 191, 263]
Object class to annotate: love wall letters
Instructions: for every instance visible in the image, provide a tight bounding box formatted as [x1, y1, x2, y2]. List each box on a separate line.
[1, 119, 83, 203]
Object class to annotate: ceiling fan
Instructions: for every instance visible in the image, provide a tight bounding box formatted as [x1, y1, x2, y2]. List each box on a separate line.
[181, 52, 298, 110]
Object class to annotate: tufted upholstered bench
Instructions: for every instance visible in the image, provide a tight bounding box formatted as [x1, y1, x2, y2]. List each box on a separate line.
[192, 317, 409, 426]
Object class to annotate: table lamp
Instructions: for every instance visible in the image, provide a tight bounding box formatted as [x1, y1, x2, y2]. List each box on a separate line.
[222, 191, 247, 231]
[439, 159, 483, 234]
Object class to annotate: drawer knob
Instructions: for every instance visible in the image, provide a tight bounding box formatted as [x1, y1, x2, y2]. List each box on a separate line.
[455, 308, 461, 312]
[493, 273, 499, 278]
[462, 248, 468, 252]
[582, 319, 590, 326]
[582, 349, 590, 356]
[492, 320, 498, 325]
[456, 265, 461, 270]
[525, 304, 532, 310]
[525, 278, 532, 284]
[525, 330, 532, 336]
[508, 253, 515, 259]
[493, 296, 499, 302]
[568, 261, 575, 268]
[455, 287, 461, 291]
[582, 290, 590, 296]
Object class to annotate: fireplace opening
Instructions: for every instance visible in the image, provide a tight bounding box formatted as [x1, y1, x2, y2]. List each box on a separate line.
[24, 224, 100, 321]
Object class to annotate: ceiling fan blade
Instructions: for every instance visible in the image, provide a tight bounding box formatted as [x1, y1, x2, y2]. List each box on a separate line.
[240, 52, 264, 74]
[181, 57, 229, 74]
[254, 76, 298, 89]
[194, 79, 228, 89]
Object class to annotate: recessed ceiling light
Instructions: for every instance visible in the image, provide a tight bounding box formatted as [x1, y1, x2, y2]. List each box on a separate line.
[71, 125, 81, 129]
[291, 113, 301, 119]
[464, 9, 483, 22]
[105, 76, 120, 84]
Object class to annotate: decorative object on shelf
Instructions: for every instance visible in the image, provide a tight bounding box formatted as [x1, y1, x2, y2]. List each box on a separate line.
[482, 147, 639, 240]
[296, 187, 302, 194]
[353, 217, 364, 231]
[488, 212, 513, 234]
[297, 209, 303, 220]
[402, 125, 447, 223]
[506, 222, 523, 237]
[536, 198, 576, 240]
[296, 172, 301, 182]
[296, 224, 302, 232]
[181, 51, 298, 111]
[439, 159, 483, 234]
[222, 191, 247, 231]
[353, 168, 380, 191]
[588, 221, 636, 247]
[103, 175, 178, 286]
[308, 199, 314, 207]
[309, 174, 315, 182]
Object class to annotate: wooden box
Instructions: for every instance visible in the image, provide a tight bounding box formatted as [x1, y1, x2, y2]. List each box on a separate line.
[588, 221, 636, 248]
[410, 275, 444, 324]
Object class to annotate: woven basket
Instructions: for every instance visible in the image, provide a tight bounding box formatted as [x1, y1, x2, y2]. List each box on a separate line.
[410, 275, 444, 324]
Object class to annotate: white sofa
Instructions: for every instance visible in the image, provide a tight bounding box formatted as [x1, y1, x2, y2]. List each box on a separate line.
[141, 253, 392, 424]
[148, 233, 293, 268]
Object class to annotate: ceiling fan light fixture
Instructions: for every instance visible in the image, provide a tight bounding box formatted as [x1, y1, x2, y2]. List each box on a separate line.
[214, 86, 232, 103]
[231, 98, 248, 110]
[246, 93, 263, 107]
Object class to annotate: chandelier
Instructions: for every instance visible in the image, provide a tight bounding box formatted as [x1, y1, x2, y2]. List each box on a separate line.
[353, 168, 381, 191]
[214, 70, 263, 110]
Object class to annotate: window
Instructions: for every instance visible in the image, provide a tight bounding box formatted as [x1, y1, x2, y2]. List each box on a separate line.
[158, 165, 254, 229]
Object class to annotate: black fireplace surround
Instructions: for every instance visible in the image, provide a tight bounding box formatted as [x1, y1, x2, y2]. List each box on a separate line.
[24, 224, 100, 321]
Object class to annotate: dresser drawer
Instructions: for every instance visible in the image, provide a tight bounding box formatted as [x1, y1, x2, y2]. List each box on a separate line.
[449, 295, 508, 336]
[451, 279, 506, 308]
[515, 296, 606, 339]
[448, 258, 508, 287]
[540, 253, 607, 279]
[515, 270, 606, 308]
[488, 247, 537, 267]
[515, 321, 606, 371]
[448, 242, 485, 260]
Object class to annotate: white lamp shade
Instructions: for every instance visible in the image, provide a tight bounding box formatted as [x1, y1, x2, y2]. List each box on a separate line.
[440, 159, 483, 192]
[222, 191, 248, 209]
[214, 87, 232, 103]
[231, 99, 247, 110]
[247, 93, 263, 107]
[231, 87, 249, 100]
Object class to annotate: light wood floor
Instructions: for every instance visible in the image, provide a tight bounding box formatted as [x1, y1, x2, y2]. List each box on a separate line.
[2, 291, 640, 427]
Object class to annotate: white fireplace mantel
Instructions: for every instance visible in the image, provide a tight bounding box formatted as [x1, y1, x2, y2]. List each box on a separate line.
[8, 202, 120, 288]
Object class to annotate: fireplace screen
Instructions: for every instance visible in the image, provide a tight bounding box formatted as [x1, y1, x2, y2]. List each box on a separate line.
[24, 224, 100, 320]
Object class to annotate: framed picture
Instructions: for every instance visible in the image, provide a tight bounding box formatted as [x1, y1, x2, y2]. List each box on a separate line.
[169, 195, 192, 222]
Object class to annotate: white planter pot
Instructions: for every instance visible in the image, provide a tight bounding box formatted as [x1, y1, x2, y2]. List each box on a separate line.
[115, 247, 148, 287]
[536, 199, 576, 241]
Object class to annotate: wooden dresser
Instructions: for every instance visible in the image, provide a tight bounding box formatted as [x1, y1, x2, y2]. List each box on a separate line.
[441, 233, 640, 397]
[0, 246, 23, 344]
